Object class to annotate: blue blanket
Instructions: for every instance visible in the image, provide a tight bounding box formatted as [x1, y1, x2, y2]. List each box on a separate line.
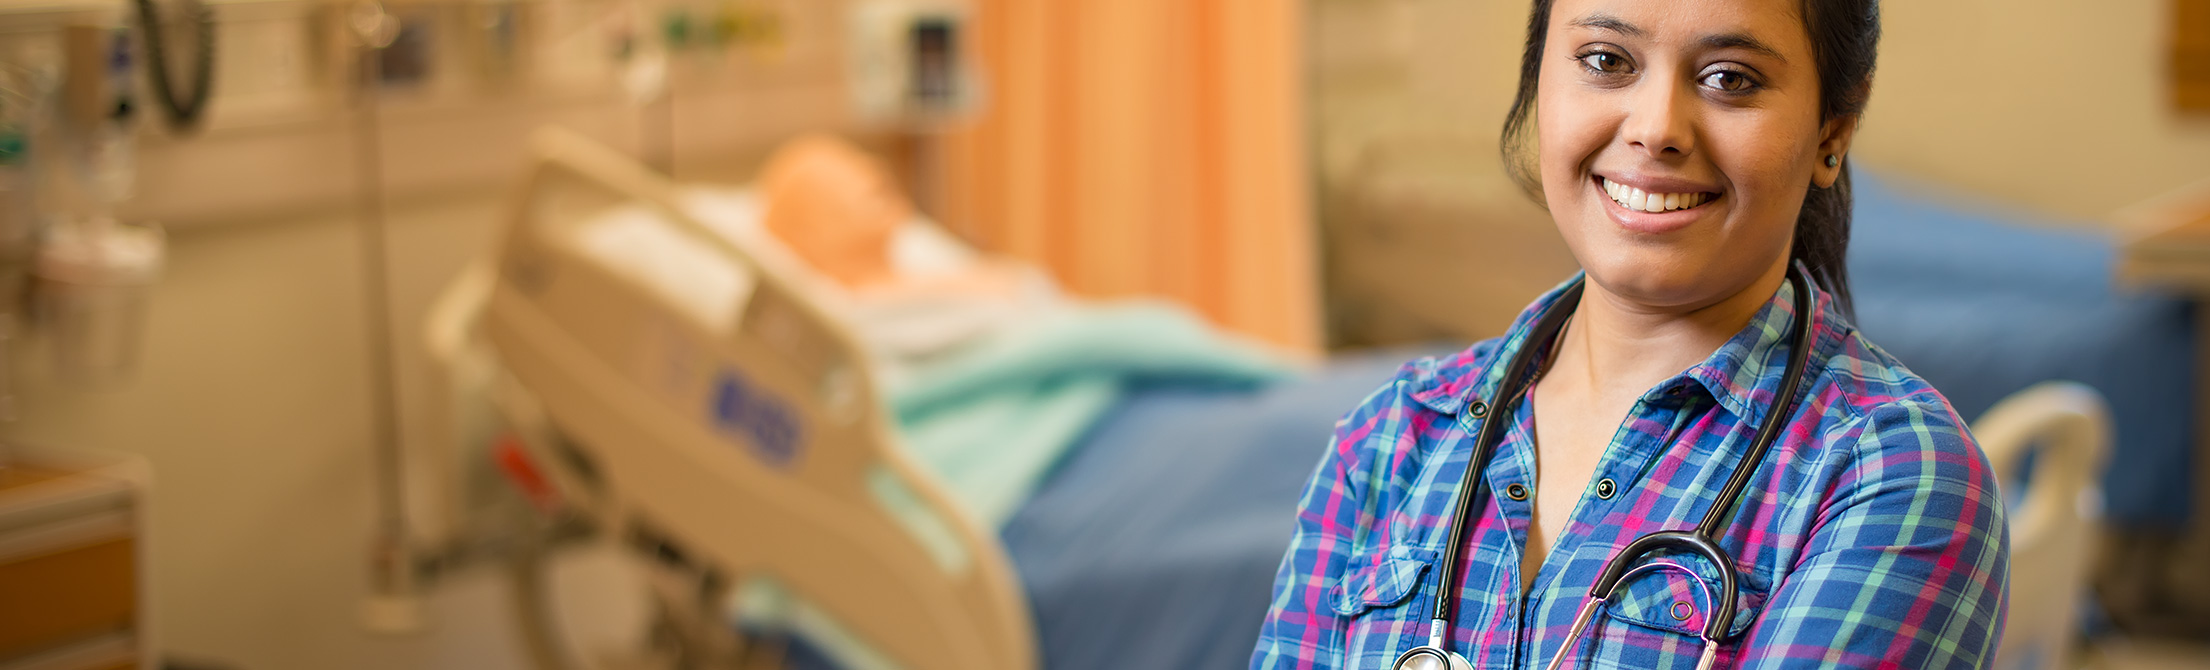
[1849, 174, 2196, 529]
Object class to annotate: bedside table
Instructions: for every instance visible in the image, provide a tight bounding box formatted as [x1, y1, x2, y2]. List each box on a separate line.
[0, 449, 152, 670]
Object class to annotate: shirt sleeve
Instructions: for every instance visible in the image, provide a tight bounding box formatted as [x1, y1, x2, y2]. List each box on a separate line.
[1738, 399, 2010, 669]
[1248, 386, 1393, 669]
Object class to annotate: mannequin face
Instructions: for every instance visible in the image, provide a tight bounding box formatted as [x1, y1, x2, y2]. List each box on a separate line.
[1534, 0, 1855, 312]
[760, 136, 912, 287]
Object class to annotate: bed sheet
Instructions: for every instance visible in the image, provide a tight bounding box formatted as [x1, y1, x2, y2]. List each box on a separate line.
[1847, 173, 2196, 529]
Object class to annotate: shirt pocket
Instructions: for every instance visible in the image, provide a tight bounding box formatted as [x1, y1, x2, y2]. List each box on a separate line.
[1575, 561, 1772, 670]
[1330, 544, 1440, 664]
[1329, 544, 1437, 616]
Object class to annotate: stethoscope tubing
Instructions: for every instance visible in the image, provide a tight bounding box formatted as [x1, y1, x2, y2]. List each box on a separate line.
[1406, 266, 1819, 669]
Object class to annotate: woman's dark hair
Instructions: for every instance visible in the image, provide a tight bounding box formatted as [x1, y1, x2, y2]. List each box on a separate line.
[1499, 0, 1879, 315]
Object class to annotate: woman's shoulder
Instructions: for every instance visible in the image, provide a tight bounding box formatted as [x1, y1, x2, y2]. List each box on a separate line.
[1324, 339, 1509, 457]
[1805, 323, 1992, 478]
[1350, 337, 1511, 419]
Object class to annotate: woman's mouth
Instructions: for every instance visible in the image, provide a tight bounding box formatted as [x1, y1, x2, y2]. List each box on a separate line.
[1600, 177, 1715, 213]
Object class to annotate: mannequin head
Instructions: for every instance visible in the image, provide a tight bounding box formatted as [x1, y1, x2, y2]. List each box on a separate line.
[759, 134, 914, 288]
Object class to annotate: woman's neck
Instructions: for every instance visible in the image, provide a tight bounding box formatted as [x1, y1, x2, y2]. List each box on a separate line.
[1550, 261, 1790, 400]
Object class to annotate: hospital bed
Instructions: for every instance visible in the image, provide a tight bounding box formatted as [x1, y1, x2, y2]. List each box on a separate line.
[432, 128, 2120, 670]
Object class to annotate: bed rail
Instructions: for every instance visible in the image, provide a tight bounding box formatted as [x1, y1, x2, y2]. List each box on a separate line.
[481, 126, 1037, 670]
[1973, 381, 2110, 670]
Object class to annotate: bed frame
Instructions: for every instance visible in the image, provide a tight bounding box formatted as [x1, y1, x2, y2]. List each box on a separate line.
[479, 127, 1036, 670]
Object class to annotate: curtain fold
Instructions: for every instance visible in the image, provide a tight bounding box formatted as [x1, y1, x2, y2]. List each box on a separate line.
[940, 0, 1319, 353]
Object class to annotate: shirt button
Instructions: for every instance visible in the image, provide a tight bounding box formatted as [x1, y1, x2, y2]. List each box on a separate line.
[1468, 401, 1489, 418]
[1595, 478, 1617, 499]
[1505, 483, 1529, 501]
[1671, 601, 1695, 621]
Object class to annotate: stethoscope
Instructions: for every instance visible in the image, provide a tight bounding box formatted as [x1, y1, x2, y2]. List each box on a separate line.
[1391, 265, 1817, 670]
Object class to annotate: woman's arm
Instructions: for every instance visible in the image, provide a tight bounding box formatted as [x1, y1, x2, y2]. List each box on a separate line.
[1249, 387, 1396, 669]
[1739, 399, 2010, 669]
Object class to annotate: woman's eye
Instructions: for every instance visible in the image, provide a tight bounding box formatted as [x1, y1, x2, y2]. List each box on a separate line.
[1701, 70, 1757, 93]
[1578, 52, 1630, 74]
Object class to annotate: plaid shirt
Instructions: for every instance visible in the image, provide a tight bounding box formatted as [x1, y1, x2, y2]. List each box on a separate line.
[1252, 275, 2008, 669]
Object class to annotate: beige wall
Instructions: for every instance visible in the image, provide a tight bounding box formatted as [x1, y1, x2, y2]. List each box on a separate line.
[1863, 0, 2210, 221]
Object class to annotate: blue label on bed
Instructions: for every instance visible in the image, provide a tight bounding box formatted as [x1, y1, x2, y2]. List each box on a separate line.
[711, 369, 802, 468]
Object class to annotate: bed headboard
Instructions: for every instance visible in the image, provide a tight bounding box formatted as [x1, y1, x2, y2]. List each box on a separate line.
[481, 127, 1037, 670]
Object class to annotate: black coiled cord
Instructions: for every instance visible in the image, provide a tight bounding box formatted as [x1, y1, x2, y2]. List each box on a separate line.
[133, 0, 214, 131]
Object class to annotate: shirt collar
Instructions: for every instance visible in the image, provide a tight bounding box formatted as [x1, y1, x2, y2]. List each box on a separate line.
[1407, 268, 1831, 428]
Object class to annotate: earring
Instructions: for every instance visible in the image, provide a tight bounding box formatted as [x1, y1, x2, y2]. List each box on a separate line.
[1825, 155, 1840, 168]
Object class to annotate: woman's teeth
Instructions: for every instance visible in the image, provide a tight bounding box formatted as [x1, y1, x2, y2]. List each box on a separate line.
[1602, 178, 1710, 213]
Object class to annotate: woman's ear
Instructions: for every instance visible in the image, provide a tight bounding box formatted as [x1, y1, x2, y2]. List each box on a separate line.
[1813, 114, 1860, 189]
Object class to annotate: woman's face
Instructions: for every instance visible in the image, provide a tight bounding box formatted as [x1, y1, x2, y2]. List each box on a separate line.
[1536, 0, 1854, 310]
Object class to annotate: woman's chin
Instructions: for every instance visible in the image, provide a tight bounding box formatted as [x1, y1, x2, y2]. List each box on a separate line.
[1579, 259, 1731, 311]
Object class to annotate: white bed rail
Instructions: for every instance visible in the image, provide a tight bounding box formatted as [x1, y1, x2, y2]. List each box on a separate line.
[482, 127, 1037, 670]
[1974, 381, 2111, 670]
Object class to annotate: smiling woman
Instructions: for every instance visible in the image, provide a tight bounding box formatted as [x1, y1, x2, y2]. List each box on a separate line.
[1251, 0, 2008, 669]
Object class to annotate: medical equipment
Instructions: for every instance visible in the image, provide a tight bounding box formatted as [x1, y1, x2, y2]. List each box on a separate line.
[132, 0, 216, 130]
[13, 0, 210, 388]
[1392, 265, 1817, 670]
[23, 24, 170, 390]
[846, 0, 973, 126]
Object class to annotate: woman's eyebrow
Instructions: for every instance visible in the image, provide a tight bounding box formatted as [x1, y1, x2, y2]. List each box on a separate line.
[1699, 33, 1785, 62]
[1568, 14, 1646, 38]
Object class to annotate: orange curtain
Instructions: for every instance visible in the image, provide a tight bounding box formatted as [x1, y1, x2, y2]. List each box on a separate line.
[938, 0, 1320, 353]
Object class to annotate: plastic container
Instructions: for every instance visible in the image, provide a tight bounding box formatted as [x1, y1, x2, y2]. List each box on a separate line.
[33, 218, 162, 387]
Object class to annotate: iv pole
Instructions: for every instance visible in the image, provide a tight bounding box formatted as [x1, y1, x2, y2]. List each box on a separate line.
[345, 0, 420, 634]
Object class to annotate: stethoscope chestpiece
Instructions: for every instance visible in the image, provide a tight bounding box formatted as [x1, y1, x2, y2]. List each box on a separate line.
[1392, 645, 1472, 670]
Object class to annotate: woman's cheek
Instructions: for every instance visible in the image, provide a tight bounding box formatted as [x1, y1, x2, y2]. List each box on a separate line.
[1715, 117, 1817, 211]
[1537, 114, 1609, 219]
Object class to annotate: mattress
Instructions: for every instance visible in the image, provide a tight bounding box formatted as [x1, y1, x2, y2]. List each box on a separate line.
[1847, 173, 2195, 529]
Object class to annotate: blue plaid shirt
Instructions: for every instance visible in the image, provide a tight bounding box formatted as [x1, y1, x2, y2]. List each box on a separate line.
[1251, 275, 2008, 669]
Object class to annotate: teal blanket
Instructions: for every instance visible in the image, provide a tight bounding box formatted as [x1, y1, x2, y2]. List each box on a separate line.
[885, 301, 1294, 527]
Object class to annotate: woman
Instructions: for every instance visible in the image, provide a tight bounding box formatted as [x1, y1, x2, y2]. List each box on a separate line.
[1251, 0, 2007, 667]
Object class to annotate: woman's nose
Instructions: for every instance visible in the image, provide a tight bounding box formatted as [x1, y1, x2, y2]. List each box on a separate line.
[1621, 76, 1697, 158]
